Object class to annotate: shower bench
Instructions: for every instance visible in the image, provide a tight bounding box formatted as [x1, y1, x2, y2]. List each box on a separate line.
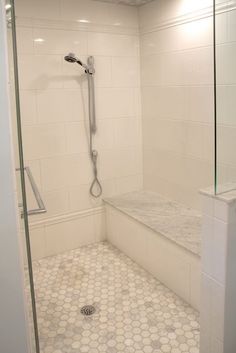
[104, 191, 201, 311]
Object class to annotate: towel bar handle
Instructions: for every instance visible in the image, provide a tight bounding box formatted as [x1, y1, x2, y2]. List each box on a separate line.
[16, 166, 46, 216]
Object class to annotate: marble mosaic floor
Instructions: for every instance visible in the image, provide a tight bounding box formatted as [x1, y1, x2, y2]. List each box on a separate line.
[32, 242, 200, 353]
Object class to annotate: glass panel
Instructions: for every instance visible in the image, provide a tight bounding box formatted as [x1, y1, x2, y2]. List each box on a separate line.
[215, 0, 236, 193]
[5, 0, 40, 352]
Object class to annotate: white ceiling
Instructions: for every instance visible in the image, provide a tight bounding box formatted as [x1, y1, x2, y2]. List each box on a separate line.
[92, 0, 154, 6]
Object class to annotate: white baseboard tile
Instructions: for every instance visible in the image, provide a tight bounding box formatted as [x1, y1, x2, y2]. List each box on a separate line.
[29, 207, 105, 260]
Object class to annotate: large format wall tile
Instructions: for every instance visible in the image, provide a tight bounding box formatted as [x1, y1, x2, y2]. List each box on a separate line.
[18, 55, 63, 89]
[88, 32, 139, 57]
[23, 123, 67, 160]
[61, 0, 138, 28]
[15, 0, 142, 241]
[139, 0, 215, 209]
[15, 0, 61, 20]
[33, 29, 88, 55]
[96, 87, 135, 118]
[36, 89, 88, 123]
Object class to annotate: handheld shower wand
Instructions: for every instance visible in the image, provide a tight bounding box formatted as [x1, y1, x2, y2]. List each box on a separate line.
[64, 53, 102, 198]
[65, 53, 89, 71]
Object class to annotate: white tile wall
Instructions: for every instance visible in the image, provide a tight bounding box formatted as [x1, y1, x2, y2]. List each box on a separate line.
[29, 209, 106, 259]
[36, 89, 88, 123]
[15, 0, 236, 261]
[139, 0, 215, 210]
[201, 192, 236, 353]
[15, 0, 142, 258]
[33, 29, 88, 55]
[88, 33, 139, 57]
[61, 0, 138, 28]
[139, 0, 213, 31]
[15, 0, 60, 20]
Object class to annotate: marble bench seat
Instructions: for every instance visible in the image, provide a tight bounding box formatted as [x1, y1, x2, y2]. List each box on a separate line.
[104, 190, 201, 256]
[104, 190, 201, 310]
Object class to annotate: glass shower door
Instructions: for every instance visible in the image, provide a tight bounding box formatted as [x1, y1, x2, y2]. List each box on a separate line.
[214, 0, 236, 193]
[5, 0, 41, 352]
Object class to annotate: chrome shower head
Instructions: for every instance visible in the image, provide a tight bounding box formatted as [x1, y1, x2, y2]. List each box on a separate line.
[64, 52, 90, 72]
[64, 53, 82, 64]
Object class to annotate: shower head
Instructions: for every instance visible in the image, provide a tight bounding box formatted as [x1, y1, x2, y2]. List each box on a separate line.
[64, 53, 82, 64]
[64, 52, 89, 71]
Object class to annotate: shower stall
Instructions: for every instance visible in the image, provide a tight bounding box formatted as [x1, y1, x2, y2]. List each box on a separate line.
[2, 0, 236, 352]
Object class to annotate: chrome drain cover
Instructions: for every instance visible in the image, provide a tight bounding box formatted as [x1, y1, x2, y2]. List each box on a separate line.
[80, 305, 96, 316]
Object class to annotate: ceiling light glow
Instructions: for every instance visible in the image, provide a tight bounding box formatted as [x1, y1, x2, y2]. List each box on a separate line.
[34, 38, 45, 42]
[77, 19, 90, 23]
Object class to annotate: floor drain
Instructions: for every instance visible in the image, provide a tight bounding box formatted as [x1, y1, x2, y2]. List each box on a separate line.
[80, 305, 96, 316]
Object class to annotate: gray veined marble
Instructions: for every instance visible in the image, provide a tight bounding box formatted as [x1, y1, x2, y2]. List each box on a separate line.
[104, 191, 202, 256]
[26, 242, 200, 353]
[92, 0, 155, 6]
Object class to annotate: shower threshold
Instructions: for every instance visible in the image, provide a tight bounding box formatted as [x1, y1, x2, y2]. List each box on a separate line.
[30, 242, 200, 353]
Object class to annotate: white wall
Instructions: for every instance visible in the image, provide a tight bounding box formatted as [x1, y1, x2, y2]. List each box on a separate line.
[14, 0, 143, 258]
[139, 0, 215, 209]
[0, 1, 30, 352]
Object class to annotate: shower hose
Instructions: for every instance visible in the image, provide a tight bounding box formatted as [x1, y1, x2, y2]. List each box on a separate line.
[87, 70, 102, 198]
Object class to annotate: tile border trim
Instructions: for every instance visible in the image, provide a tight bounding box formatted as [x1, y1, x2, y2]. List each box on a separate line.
[29, 206, 104, 230]
[140, 1, 235, 34]
[16, 17, 139, 36]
